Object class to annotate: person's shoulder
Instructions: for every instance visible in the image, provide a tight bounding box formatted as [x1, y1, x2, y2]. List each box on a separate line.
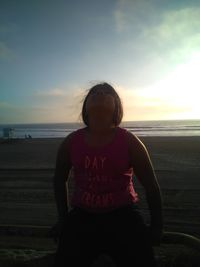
[124, 129, 146, 150]
[59, 129, 80, 151]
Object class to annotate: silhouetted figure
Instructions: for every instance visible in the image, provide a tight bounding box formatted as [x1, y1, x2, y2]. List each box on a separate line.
[50, 82, 163, 267]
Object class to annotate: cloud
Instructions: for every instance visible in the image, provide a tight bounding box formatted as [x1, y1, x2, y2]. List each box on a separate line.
[114, 6, 127, 33]
[34, 88, 69, 97]
[142, 6, 200, 63]
[114, 0, 158, 33]
[0, 100, 79, 124]
[113, 1, 200, 86]
[0, 22, 18, 60]
[114, 83, 196, 121]
[0, 41, 14, 60]
[0, 101, 13, 108]
[0, 84, 88, 123]
[0, 22, 19, 33]
[0, 102, 52, 123]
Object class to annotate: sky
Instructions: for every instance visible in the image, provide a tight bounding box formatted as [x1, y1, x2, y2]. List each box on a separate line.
[0, 0, 200, 124]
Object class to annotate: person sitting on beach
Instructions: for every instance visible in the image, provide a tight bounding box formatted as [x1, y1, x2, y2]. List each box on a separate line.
[51, 82, 163, 267]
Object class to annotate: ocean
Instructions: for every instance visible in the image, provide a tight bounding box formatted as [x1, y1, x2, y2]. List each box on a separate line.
[0, 119, 200, 138]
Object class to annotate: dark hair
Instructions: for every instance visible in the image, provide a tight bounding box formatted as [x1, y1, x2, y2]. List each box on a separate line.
[81, 82, 123, 127]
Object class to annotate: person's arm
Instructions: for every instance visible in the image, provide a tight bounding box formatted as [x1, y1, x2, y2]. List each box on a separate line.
[127, 132, 164, 241]
[53, 133, 73, 221]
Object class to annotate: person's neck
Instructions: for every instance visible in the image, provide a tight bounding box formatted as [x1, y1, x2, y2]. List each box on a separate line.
[86, 126, 116, 137]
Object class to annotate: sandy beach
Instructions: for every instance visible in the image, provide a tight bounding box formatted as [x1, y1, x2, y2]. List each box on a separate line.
[0, 135, 200, 265]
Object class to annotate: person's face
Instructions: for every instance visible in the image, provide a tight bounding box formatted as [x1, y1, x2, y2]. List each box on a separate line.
[85, 94, 115, 131]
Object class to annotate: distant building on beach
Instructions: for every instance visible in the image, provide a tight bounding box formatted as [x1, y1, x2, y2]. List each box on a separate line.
[2, 127, 15, 139]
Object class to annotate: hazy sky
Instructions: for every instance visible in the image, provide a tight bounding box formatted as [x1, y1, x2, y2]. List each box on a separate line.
[0, 0, 200, 123]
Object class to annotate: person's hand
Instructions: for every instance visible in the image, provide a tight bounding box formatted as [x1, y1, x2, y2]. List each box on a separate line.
[146, 224, 164, 246]
[48, 218, 66, 244]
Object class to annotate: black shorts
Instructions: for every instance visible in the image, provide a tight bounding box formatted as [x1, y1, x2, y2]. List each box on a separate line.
[53, 203, 158, 267]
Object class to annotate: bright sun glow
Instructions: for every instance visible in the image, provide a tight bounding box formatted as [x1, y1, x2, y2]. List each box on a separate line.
[137, 52, 200, 119]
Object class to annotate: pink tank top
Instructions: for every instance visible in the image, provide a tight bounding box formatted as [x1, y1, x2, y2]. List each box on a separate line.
[69, 126, 139, 213]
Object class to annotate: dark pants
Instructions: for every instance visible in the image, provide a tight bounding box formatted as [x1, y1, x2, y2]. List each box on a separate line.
[53, 203, 158, 267]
